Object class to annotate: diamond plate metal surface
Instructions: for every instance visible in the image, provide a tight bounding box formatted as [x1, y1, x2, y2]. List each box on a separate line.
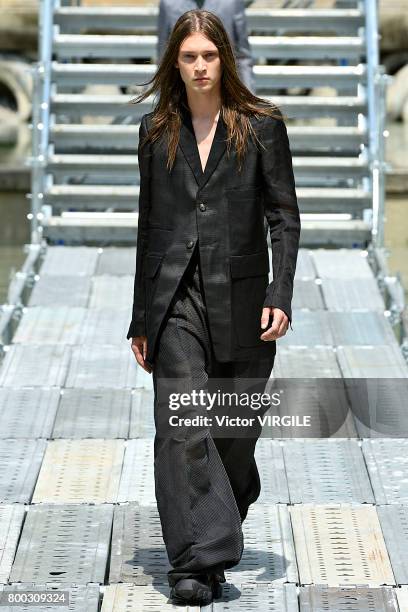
[77, 308, 130, 345]
[32, 439, 125, 504]
[312, 249, 373, 279]
[0, 440, 47, 503]
[0, 584, 100, 611]
[129, 389, 155, 438]
[0, 505, 26, 583]
[377, 505, 408, 585]
[96, 247, 135, 276]
[321, 278, 385, 311]
[64, 345, 139, 389]
[272, 347, 342, 378]
[283, 440, 374, 503]
[292, 280, 324, 310]
[0, 345, 71, 387]
[290, 504, 395, 586]
[329, 312, 397, 346]
[89, 276, 133, 309]
[299, 585, 399, 611]
[362, 440, 408, 504]
[117, 439, 155, 504]
[39, 247, 99, 276]
[280, 311, 333, 346]
[337, 345, 408, 378]
[109, 503, 168, 584]
[9, 504, 113, 584]
[0, 388, 60, 438]
[52, 389, 131, 439]
[12, 307, 86, 345]
[28, 276, 92, 307]
[255, 440, 289, 503]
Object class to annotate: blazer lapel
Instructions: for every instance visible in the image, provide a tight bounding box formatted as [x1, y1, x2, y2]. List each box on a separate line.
[178, 105, 228, 189]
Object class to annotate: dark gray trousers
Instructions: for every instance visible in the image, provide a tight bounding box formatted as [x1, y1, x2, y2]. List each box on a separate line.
[152, 245, 275, 587]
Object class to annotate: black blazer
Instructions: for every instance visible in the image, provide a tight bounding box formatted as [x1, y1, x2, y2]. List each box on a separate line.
[127, 106, 301, 368]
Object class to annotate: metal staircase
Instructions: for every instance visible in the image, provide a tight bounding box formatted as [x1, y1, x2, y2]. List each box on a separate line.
[30, 0, 388, 248]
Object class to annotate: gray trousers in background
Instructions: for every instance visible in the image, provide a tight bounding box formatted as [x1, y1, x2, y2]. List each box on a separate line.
[152, 244, 275, 586]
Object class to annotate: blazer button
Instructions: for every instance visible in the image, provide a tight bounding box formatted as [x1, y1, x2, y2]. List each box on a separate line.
[186, 240, 195, 249]
[199, 202, 206, 211]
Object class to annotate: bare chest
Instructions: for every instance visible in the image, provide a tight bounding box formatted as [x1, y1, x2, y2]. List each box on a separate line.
[192, 115, 219, 173]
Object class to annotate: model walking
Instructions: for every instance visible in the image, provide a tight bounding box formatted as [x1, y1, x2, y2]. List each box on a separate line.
[127, 8, 300, 605]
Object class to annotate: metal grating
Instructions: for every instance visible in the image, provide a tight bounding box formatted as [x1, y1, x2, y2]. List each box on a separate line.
[64, 345, 140, 389]
[377, 505, 408, 585]
[289, 504, 395, 587]
[77, 308, 130, 345]
[292, 280, 324, 310]
[283, 440, 374, 503]
[52, 389, 131, 439]
[0, 584, 100, 611]
[0, 505, 26, 583]
[362, 440, 408, 504]
[329, 312, 397, 346]
[31, 439, 125, 504]
[0, 388, 60, 438]
[12, 307, 86, 345]
[280, 311, 333, 346]
[0, 345, 71, 387]
[226, 504, 298, 585]
[95, 247, 135, 276]
[28, 276, 92, 307]
[255, 440, 289, 504]
[9, 504, 113, 584]
[38, 247, 99, 276]
[117, 439, 155, 504]
[336, 345, 408, 378]
[312, 249, 373, 279]
[129, 389, 155, 438]
[109, 503, 168, 585]
[88, 276, 133, 309]
[299, 585, 399, 611]
[320, 278, 385, 311]
[0, 440, 47, 503]
[272, 347, 342, 378]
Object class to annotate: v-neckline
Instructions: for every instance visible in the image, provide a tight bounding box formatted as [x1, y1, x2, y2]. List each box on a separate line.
[191, 110, 221, 175]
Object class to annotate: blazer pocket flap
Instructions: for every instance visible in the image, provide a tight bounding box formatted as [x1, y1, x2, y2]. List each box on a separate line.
[144, 253, 164, 278]
[230, 251, 269, 279]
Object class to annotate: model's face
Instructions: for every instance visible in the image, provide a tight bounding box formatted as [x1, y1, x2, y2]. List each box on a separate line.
[175, 32, 222, 94]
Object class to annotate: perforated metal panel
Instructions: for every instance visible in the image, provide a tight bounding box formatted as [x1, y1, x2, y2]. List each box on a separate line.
[362, 440, 408, 504]
[64, 345, 139, 389]
[39, 247, 99, 276]
[109, 503, 168, 584]
[254, 440, 289, 503]
[0, 584, 100, 611]
[0, 505, 26, 583]
[290, 504, 395, 587]
[272, 347, 342, 378]
[117, 439, 155, 504]
[0, 388, 60, 438]
[227, 504, 298, 585]
[280, 311, 333, 346]
[96, 247, 135, 275]
[0, 345, 71, 387]
[52, 389, 131, 439]
[32, 439, 125, 504]
[28, 276, 92, 307]
[337, 345, 408, 378]
[9, 504, 113, 584]
[329, 312, 397, 346]
[13, 307, 86, 345]
[77, 308, 130, 345]
[129, 389, 155, 438]
[321, 278, 385, 311]
[377, 505, 408, 585]
[0, 440, 47, 502]
[89, 276, 133, 309]
[299, 585, 399, 611]
[292, 280, 324, 310]
[312, 249, 373, 279]
[283, 440, 374, 503]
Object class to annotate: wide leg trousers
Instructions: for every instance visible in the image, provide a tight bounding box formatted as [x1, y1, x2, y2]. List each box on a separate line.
[151, 245, 275, 587]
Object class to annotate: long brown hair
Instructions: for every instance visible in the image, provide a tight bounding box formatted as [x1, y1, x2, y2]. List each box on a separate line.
[127, 9, 285, 172]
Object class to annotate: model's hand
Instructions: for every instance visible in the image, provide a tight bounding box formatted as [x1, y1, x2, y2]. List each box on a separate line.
[130, 336, 152, 373]
[260, 307, 289, 341]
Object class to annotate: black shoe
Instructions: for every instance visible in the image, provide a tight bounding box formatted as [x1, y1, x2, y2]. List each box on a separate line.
[169, 573, 223, 605]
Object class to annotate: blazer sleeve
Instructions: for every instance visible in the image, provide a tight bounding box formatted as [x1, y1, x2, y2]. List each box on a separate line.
[260, 113, 301, 330]
[157, 1, 171, 63]
[232, 0, 255, 93]
[126, 115, 152, 340]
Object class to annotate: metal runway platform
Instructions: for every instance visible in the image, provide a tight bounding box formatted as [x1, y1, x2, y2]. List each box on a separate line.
[0, 245, 407, 610]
